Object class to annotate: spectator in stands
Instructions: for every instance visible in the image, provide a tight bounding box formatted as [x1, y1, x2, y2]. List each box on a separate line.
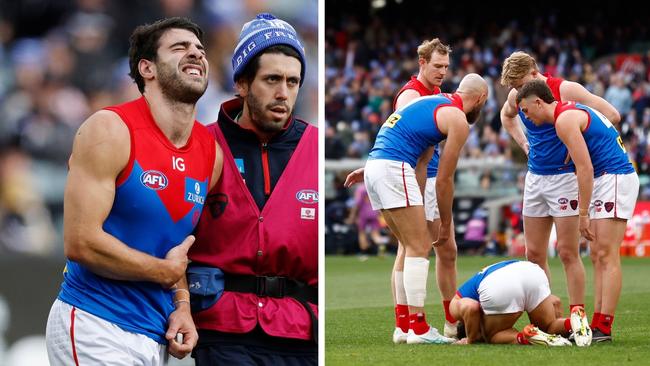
[604, 73, 633, 120]
[460, 208, 488, 254]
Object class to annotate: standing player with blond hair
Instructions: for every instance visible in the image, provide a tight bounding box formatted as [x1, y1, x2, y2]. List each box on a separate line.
[499, 51, 620, 321]
[346, 38, 461, 342]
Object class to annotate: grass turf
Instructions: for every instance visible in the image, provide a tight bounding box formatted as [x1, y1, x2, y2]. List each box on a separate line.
[325, 255, 650, 365]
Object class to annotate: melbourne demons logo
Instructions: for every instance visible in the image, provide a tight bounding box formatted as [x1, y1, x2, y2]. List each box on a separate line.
[140, 170, 168, 190]
[296, 189, 318, 204]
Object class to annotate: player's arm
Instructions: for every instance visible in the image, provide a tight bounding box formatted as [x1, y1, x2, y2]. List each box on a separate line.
[434, 107, 469, 246]
[450, 295, 482, 344]
[555, 111, 595, 240]
[500, 89, 529, 155]
[394, 89, 421, 110]
[209, 142, 223, 190]
[342, 89, 426, 189]
[345, 187, 363, 224]
[63, 111, 192, 288]
[166, 275, 198, 359]
[560, 80, 621, 124]
[343, 167, 364, 187]
[415, 146, 435, 194]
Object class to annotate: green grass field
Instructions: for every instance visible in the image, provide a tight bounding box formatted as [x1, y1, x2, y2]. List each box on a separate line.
[325, 255, 650, 365]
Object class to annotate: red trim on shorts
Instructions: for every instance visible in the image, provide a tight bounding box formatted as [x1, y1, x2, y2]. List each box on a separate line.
[70, 307, 80, 366]
[402, 162, 410, 207]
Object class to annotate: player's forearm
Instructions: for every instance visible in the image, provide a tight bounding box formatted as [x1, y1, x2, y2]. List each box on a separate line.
[460, 300, 482, 343]
[606, 108, 621, 125]
[575, 167, 594, 213]
[501, 112, 528, 151]
[64, 230, 172, 285]
[436, 176, 454, 226]
[172, 277, 191, 309]
[415, 163, 427, 195]
[415, 147, 434, 192]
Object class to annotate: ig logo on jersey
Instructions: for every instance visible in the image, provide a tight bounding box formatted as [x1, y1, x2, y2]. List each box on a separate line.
[140, 170, 168, 190]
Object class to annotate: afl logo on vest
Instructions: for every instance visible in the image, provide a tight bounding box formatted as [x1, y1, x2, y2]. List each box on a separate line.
[296, 189, 318, 204]
[140, 170, 168, 190]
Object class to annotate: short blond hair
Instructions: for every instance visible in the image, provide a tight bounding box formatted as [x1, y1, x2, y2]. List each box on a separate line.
[417, 38, 451, 62]
[500, 51, 539, 87]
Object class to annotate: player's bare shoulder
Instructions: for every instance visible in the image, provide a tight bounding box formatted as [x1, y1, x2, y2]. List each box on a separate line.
[555, 109, 586, 131]
[70, 109, 130, 175]
[75, 110, 129, 146]
[435, 104, 468, 135]
[395, 89, 422, 110]
[558, 79, 584, 98]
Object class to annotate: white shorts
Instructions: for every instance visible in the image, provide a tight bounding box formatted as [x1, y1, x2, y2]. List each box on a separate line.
[424, 177, 440, 221]
[478, 261, 551, 315]
[364, 159, 423, 210]
[523, 172, 578, 217]
[591, 173, 639, 220]
[46, 299, 166, 366]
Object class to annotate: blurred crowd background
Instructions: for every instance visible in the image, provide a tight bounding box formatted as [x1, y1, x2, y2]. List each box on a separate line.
[0, 0, 318, 258]
[324, 0, 650, 258]
[0, 0, 317, 364]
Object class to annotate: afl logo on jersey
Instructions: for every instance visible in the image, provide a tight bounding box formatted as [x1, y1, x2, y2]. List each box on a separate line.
[140, 170, 168, 190]
[296, 189, 318, 204]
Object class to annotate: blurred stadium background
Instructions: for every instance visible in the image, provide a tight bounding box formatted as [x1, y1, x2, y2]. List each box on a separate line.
[325, 0, 650, 259]
[0, 0, 317, 365]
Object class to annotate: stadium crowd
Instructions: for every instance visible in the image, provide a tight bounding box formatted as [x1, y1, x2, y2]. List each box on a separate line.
[325, 1, 650, 255]
[0, 0, 318, 256]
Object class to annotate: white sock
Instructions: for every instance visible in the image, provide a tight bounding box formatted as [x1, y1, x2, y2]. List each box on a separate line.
[403, 257, 429, 308]
[395, 271, 407, 305]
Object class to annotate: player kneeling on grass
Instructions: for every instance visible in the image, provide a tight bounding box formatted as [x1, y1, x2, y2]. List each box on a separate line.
[450, 260, 592, 346]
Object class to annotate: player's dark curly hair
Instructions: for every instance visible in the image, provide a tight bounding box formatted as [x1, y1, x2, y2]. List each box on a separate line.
[128, 17, 204, 93]
[515, 79, 556, 105]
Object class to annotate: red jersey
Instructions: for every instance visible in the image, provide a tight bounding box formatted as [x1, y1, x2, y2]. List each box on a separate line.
[392, 76, 441, 110]
[59, 96, 216, 343]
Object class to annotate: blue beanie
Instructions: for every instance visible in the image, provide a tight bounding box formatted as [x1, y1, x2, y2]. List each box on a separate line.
[232, 13, 306, 86]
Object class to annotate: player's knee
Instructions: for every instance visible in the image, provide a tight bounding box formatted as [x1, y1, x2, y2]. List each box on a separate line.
[589, 246, 599, 264]
[556, 245, 579, 264]
[525, 248, 546, 263]
[436, 245, 457, 264]
[409, 244, 431, 258]
[595, 247, 619, 267]
[592, 241, 615, 262]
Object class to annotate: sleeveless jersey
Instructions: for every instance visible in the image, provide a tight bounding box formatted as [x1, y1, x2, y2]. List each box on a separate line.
[369, 93, 462, 170]
[393, 76, 441, 177]
[517, 75, 574, 174]
[190, 100, 318, 340]
[457, 260, 519, 301]
[554, 102, 634, 176]
[58, 96, 216, 343]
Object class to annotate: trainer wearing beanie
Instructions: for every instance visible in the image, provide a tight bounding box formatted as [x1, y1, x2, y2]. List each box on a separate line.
[188, 12, 318, 366]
